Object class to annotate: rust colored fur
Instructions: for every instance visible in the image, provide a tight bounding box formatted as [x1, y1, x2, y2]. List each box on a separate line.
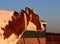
[2, 7, 41, 39]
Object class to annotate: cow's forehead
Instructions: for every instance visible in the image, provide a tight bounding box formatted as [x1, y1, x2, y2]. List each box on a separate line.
[0, 10, 15, 34]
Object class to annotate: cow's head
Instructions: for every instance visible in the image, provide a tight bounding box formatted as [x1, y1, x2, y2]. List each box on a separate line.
[25, 8, 46, 31]
[0, 10, 15, 37]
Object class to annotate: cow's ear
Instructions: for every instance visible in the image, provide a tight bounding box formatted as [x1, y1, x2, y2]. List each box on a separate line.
[32, 9, 37, 14]
[25, 7, 31, 14]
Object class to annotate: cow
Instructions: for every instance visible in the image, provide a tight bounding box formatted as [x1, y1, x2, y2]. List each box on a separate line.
[0, 7, 46, 44]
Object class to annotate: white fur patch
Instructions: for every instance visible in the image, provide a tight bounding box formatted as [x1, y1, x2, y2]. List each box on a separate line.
[27, 21, 45, 31]
[0, 10, 18, 44]
[27, 21, 37, 31]
[0, 10, 14, 28]
[0, 33, 21, 44]
[4, 33, 21, 44]
[0, 10, 14, 34]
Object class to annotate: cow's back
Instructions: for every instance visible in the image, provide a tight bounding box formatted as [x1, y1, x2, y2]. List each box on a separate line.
[0, 10, 14, 28]
[0, 10, 14, 34]
[0, 10, 17, 44]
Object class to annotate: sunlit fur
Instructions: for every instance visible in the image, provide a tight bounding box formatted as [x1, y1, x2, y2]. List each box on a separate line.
[0, 7, 43, 44]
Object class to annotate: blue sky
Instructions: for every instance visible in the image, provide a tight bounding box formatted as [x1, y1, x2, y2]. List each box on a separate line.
[0, 0, 60, 33]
